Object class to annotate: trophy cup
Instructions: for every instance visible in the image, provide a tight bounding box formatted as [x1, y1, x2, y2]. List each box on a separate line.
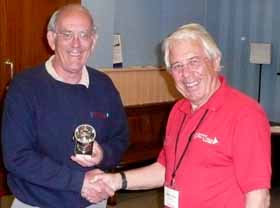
[73, 124, 96, 156]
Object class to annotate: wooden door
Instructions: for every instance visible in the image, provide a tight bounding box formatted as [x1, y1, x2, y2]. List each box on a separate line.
[0, 0, 80, 196]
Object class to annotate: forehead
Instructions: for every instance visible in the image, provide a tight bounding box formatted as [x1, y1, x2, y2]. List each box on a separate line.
[169, 39, 206, 62]
[56, 9, 92, 31]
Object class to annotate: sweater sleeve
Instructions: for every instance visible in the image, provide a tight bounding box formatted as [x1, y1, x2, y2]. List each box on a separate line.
[97, 83, 129, 169]
[1, 78, 84, 192]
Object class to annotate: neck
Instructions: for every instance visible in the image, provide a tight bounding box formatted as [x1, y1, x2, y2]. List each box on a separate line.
[52, 60, 82, 84]
[57, 70, 82, 84]
[191, 104, 199, 112]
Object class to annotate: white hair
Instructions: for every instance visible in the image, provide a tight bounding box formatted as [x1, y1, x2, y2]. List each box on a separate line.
[162, 23, 222, 70]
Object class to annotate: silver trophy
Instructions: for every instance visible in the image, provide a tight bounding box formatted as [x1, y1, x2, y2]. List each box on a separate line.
[73, 124, 96, 155]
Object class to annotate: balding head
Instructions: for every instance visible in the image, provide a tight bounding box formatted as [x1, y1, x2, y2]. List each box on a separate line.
[47, 4, 96, 33]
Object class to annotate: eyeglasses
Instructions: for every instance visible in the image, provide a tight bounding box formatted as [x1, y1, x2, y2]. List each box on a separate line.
[170, 56, 206, 74]
[55, 30, 93, 41]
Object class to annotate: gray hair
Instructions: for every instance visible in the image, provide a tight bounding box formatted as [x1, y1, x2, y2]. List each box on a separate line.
[47, 4, 96, 33]
[162, 23, 221, 70]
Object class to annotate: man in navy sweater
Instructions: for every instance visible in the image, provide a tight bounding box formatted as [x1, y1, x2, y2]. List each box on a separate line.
[1, 4, 128, 208]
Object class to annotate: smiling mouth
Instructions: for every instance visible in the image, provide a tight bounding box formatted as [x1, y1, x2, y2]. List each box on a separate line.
[185, 81, 199, 89]
[69, 51, 82, 57]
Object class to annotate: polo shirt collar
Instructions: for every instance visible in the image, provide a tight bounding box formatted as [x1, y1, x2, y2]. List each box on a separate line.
[45, 55, 89, 88]
[178, 76, 227, 114]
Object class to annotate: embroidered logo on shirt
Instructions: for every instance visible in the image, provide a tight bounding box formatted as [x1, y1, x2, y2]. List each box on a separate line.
[193, 132, 219, 144]
[90, 112, 109, 119]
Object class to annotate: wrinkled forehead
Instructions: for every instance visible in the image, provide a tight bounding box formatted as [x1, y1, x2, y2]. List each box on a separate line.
[169, 39, 207, 61]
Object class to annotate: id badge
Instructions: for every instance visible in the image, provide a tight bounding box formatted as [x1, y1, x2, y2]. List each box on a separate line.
[164, 186, 179, 208]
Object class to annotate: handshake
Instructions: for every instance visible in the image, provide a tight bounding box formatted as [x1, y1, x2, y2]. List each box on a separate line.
[81, 169, 124, 204]
[71, 141, 126, 204]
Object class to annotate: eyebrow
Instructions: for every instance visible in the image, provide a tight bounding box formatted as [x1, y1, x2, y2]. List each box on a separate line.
[58, 29, 91, 32]
[171, 56, 201, 65]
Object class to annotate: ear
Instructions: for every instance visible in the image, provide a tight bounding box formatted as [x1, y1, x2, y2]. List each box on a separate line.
[213, 55, 222, 72]
[47, 31, 56, 51]
[91, 34, 98, 52]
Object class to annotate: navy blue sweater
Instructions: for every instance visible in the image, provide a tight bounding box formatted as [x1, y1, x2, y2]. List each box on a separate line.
[1, 65, 128, 207]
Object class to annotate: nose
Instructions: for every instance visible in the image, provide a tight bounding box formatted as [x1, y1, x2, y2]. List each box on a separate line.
[181, 65, 191, 75]
[181, 65, 196, 78]
[71, 35, 81, 47]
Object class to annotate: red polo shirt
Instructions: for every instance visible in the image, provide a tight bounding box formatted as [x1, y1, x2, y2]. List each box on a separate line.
[158, 76, 271, 208]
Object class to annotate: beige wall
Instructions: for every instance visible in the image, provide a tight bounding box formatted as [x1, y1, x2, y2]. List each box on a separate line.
[103, 67, 182, 106]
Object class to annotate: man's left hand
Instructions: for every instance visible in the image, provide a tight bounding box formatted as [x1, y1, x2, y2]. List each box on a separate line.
[71, 142, 103, 167]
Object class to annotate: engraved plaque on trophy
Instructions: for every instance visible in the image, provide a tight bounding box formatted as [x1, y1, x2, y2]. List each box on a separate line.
[73, 124, 96, 155]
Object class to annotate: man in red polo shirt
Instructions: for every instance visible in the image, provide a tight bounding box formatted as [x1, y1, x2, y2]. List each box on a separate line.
[86, 23, 271, 208]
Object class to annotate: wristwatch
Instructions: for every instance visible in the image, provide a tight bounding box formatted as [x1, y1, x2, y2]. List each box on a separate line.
[120, 171, 127, 190]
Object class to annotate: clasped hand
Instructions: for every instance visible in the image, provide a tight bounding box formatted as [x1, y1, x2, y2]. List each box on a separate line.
[70, 141, 120, 204]
[81, 169, 121, 204]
